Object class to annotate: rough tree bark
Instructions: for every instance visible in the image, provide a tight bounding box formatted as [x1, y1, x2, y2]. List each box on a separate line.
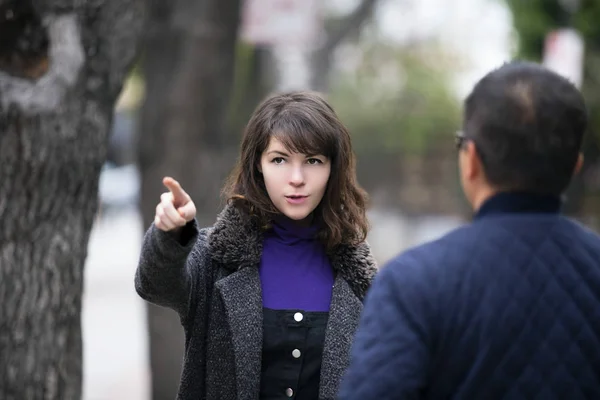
[0, 0, 144, 398]
[137, 0, 241, 398]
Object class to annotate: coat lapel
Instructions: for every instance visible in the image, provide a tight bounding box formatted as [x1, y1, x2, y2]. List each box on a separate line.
[215, 267, 263, 400]
[319, 275, 364, 399]
[208, 204, 377, 299]
[207, 204, 378, 399]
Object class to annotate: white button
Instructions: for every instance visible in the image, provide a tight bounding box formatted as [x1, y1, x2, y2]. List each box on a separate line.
[294, 312, 303, 322]
[292, 349, 301, 358]
[286, 388, 294, 397]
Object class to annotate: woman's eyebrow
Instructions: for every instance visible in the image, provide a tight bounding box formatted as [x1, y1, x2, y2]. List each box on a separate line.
[267, 150, 290, 157]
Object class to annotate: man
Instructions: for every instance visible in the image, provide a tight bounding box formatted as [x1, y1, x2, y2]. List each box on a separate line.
[338, 61, 600, 399]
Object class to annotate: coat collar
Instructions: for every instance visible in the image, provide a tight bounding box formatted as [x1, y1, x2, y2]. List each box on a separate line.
[474, 191, 562, 220]
[206, 204, 377, 299]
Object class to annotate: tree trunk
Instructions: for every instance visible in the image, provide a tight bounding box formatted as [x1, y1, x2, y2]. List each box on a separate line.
[137, 0, 241, 398]
[0, 0, 144, 399]
[310, 0, 380, 91]
[230, 46, 276, 135]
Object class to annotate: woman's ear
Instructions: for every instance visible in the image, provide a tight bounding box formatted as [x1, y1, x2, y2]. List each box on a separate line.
[257, 163, 263, 174]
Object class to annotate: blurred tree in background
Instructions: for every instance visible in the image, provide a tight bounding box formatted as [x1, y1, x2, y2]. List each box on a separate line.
[137, 0, 241, 398]
[505, 0, 600, 221]
[228, 0, 380, 137]
[329, 40, 465, 215]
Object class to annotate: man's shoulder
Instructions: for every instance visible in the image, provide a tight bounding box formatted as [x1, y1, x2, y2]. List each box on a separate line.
[380, 218, 527, 278]
[383, 215, 600, 277]
[564, 217, 600, 243]
[380, 224, 477, 281]
[557, 217, 600, 258]
[390, 222, 481, 260]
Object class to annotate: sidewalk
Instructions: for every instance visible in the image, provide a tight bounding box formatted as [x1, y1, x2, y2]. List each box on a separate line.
[82, 208, 149, 400]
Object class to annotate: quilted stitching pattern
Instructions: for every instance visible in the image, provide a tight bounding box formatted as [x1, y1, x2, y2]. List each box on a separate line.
[339, 214, 600, 400]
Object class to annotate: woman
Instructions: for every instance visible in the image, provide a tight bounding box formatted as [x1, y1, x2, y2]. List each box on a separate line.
[135, 91, 378, 400]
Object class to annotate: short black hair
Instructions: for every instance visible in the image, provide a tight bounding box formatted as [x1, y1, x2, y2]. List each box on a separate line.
[464, 61, 588, 195]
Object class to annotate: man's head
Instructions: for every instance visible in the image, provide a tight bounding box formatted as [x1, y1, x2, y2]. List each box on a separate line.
[458, 61, 587, 209]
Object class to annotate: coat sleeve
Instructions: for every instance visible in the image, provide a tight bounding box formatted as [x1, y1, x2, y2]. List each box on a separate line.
[134, 219, 210, 321]
[338, 256, 435, 400]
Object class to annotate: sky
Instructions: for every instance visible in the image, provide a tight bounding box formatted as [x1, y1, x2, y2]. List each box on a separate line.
[329, 0, 515, 98]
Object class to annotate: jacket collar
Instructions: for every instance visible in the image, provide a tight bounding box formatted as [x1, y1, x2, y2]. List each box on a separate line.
[206, 204, 377, 299]
[474, 191, 562, 220]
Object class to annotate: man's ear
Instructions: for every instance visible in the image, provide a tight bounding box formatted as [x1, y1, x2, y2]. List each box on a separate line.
[573, 153, 584, 175]
[463, 141, 482, 180]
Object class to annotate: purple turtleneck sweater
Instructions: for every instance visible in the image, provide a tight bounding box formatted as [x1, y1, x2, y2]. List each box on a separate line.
[259, 217, 334, 312]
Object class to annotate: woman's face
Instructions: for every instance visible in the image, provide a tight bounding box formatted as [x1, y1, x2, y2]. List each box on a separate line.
[259, 137, 331, 224]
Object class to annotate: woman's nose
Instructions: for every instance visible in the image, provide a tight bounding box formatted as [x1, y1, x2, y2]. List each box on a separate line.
[289, 166, 305, 186]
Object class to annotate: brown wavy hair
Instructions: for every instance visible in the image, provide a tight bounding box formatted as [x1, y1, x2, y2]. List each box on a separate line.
[222, 91, 369, 250]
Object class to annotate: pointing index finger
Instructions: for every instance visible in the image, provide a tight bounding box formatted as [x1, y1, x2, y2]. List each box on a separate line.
[163, 177, 188, 204]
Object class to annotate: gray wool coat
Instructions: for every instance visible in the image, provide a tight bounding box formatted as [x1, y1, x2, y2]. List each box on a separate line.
[135, 204, 378, 400]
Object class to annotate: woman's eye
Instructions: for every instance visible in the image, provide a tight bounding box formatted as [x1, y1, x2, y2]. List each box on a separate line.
[272, 157, 285, 164]
[307, 158, 323, 165]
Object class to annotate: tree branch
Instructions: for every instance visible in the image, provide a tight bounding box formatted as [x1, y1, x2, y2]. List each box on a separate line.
[82, 0, 146, 102]
[323, 0, 380, 52]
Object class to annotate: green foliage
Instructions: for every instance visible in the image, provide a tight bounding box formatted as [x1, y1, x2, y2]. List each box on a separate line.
[328, 42, 461, 156]
[506, 0, 564, 59]
[505, 0, 600, 136]
[506, 0, 600, 56]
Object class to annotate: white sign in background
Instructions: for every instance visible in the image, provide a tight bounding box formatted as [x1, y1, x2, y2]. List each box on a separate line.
[543, 28, 585, 88]
[240, 0, 322, 48]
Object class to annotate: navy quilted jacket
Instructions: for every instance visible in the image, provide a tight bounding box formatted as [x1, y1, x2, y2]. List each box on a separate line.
[339, 192, 600, 399]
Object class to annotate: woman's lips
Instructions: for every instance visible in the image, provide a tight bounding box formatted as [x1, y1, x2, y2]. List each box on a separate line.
[285, 195, 308, 205]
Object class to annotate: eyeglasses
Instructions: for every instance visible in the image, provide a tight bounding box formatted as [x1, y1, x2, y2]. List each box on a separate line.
[454, 130, 470, 150]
